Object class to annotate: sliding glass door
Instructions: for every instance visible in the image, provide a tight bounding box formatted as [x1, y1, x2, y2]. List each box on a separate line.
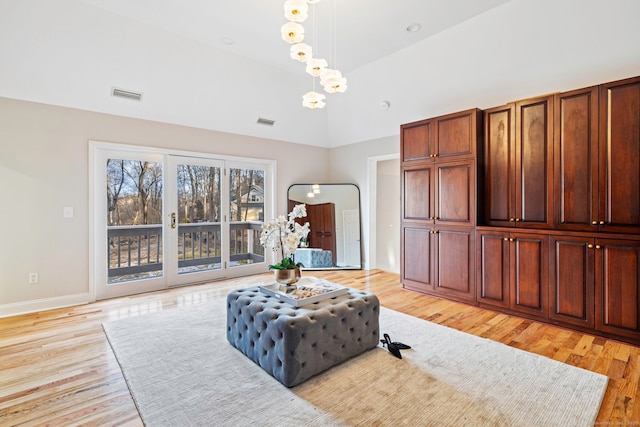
[91, 144, 272, 300]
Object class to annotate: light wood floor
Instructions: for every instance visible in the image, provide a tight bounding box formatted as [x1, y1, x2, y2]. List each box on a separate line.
[1, 269, 639, 425]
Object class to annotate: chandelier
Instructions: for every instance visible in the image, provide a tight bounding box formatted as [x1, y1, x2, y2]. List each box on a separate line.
[280, 0, 347, 109]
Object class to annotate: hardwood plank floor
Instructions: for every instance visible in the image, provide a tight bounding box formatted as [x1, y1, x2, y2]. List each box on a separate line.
[1, 269, 638, 425]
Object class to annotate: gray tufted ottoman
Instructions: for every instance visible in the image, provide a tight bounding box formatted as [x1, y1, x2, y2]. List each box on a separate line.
[226, 286, 380, 387]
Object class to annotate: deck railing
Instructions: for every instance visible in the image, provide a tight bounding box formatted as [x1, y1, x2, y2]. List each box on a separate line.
[107, 221, 265, 280]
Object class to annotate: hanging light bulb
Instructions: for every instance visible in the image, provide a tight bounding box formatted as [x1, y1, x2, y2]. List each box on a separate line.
[284, 0, 309, 22]
[281, 22, 304, 44]
[323, 75, 348, 93]
[319, 68, 341, 83]
[290, 43, 312, 62]
[302, 91, 326, 109]
[305, 58, 328, 77]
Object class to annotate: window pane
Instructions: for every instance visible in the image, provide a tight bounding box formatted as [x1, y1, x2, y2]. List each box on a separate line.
[106, 159, 163, 283]
[229, 168, 265, 267]
[176, 164, 222, 274]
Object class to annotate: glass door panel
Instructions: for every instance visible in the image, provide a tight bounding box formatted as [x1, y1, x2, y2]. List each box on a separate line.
[228, 166, 266, 270]
[167, 156, 226, 286]
[107, 158, 164, 284]
[176, 162, 222, 274]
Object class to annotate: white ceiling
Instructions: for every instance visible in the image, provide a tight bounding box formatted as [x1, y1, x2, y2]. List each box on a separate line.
[1, 0, 639, 148]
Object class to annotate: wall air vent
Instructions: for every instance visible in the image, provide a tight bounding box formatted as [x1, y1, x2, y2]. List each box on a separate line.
[257, 118, 275, 126]
[111, 87, 143, 101]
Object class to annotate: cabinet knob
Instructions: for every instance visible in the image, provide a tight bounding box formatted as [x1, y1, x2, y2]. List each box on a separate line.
[435, 216, 440, 220]
[429, 154, 435, 158]
[588, 244, 594, 249]
[509, 238, 514, 242]
[595, 245, 601, 249]
[592, 221, 598, 225]
[515, 218, 521, 222]
[599, 221, 605, 225]
[503, 237, 509, 241]
[509, 218, 515, 222]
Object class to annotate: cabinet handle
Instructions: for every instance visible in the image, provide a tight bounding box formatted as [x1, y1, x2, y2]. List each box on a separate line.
[509, 238, 514, 242]
[592, 221, 597, 225]
[509, 218, 515, 222]
[515, 218, 521, 222]
[588, 244, 594, 249]
[599, 221, 605, 225]
[595, 245, 601, 249]
[503, 237, 509, 241]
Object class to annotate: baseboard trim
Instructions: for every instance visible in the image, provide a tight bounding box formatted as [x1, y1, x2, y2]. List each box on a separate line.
[0, 293, 92, 318]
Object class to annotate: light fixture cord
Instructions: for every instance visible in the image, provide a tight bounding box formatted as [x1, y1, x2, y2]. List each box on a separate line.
[333, 0, 337, 69]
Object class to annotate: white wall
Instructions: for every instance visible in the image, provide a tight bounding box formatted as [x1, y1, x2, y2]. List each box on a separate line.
[328, 135, 400, 269]
[0, 97, 329, 315]
[328, 0, 640, 147]
[376, 159, 400, 273]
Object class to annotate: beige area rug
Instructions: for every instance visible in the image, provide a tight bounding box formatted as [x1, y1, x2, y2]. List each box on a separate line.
[102, 298, 608, 426]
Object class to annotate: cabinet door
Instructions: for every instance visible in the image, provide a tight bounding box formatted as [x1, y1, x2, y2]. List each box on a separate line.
[595, 239, 640, 341]
[435, 160, 475, 226]
[401, 119, 433, 163]
[509, 232, 549, 319]
[434, 109, 481, 161]
[483, 104, 516, 227]
[476, 230, 510, 309]
[401, 226, 434, 292]
[549, 236, 595, 328]
[402, 165, 434, 222]
[599, 76, 640, 234]
[514, 96, 553, 228]
[553, 87, 599, 231]
[434, 227, 475, 302]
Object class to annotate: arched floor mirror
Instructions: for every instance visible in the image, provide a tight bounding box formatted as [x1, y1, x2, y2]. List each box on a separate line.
[288, 183, 362, 270]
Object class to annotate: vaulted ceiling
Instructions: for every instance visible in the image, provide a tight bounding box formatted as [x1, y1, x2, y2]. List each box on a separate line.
[1, 0, 639, 147]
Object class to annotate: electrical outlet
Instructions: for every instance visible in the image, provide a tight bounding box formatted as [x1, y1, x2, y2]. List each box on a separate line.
[29, 273, 38, 284]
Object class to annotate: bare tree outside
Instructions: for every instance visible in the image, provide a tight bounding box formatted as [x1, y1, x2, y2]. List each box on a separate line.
[107, 159, 163, 283]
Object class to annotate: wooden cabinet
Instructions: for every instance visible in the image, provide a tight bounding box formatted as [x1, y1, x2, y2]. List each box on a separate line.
[554, 77, 640, 234]
[553, 86, 599, 231]
[477, 229, 548, 319]
[484, 96, 553, 229]
[403, 160, 476, 227]
[598, 76, 640, 234]
[401, 74, 640, 345]
[595, 238, 640, 341]
[401, 108, 482, 163]
[549, 235, 595, 328]
[402, 225, 475, 302]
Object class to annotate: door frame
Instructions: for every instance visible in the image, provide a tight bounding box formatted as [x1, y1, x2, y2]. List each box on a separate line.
[89, 140, 275, 301]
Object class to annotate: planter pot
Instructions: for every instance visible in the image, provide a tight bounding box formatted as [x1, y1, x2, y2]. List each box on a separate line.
[274, 268, 301, 285]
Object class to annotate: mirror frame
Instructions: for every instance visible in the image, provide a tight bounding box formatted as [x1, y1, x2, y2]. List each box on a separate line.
[287, 183, 362, 270]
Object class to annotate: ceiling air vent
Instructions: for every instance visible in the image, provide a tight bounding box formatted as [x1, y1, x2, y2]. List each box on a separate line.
[111, 87, 143, 101]
[257, 118, 275, 126]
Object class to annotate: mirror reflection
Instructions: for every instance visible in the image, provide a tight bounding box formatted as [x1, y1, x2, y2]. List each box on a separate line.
[288, 184, 362, 270]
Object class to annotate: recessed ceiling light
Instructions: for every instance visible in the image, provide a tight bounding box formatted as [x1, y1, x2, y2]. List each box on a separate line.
[220, 37, 235, 45]
[405, 23, 421, 33]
